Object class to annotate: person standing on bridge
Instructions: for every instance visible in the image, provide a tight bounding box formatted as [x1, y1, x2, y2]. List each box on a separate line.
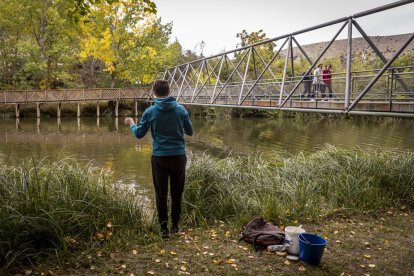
[125, 80, 193, 239]
[300, 70, 314, 100]
[313, 63, 323, 98]
[321, 64, 334, 99]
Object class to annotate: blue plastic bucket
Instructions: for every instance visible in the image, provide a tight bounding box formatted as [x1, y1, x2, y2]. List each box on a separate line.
[298, 233, 328, 265]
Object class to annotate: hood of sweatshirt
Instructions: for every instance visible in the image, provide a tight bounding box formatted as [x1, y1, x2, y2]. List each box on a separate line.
[154, 96, 177, 112]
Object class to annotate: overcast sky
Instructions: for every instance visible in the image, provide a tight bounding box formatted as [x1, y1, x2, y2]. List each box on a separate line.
[154, 0, 414, 56]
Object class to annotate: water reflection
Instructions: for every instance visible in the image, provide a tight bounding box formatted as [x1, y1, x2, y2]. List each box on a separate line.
[1, 116, 414, 190]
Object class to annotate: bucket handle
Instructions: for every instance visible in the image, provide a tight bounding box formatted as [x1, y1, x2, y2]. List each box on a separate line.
[300, 234, 311, 244]
[299, 233, 327, 246]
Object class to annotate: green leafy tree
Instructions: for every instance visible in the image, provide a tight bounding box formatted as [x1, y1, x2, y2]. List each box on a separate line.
[234, 30, 277, 81]
[0, 0, 80, 89]
[0, 0, 27, 88]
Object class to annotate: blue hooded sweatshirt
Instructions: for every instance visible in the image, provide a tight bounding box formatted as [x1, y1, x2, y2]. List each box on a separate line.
[130, 96, 193, 156]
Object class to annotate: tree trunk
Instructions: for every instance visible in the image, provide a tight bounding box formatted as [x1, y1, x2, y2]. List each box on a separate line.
[110, 76, 115, 88]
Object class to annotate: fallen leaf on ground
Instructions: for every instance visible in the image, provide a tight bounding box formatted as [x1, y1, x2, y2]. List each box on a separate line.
[132, 250, 138, 255]
[213, 258, 223, 264]
[226, 259, 236, 264]
[225, 231, 231, 238]
[360, 264, 366, 268]
[121, 264, 127, 269]
[368, 264, 376, 268]
[106, 221, 113, 229]
[364, 254, 371, 259]
[95, 232, 105, 241]
[298, 266, 306, 271]
[147, 271, 155, 275]
[284, 260, 291, 265]
[170, 251, 177, 255]
[155, 259, 161, 263]
[180, 266, 187, 271]
[160, 249, 166, 254]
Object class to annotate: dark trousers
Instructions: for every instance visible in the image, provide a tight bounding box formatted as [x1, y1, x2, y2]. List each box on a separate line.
[320, 83, 334, 98]
[151, 155, 187, 230]
[301, 83, 314, 98]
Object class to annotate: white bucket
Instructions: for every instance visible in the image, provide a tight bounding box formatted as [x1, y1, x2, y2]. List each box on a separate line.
[285, 226, 306, 255]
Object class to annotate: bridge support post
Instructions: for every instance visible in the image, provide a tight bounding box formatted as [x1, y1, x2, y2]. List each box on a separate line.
[37, 118, 40, 133]
[97, 102, 100, 117]
[36, 103, 40, 118]
[344, 18, 352, 109]
[134, 100, 138, 117]
[115, 100, 119, 117]
[77, 103, 81, 117]
[57, 102, 61, 118]
[15, 104, 20, 118]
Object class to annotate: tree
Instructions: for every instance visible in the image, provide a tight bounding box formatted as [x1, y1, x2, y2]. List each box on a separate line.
[70, 0, 156, 18]
[79, 0, 180, 87]
[234, 30, 277, 81]
[0, 0, 27, 88]
[0, 0, 80, 89]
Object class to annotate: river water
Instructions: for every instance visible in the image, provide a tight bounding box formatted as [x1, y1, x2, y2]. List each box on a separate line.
[1, 116, 414, 189]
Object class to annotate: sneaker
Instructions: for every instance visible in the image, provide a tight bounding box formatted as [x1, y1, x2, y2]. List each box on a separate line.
[170, 227, 180, 235]
[160, 228, 169, 239]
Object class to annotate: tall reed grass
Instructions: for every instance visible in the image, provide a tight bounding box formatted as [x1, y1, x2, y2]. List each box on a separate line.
[0, 158, 147, 272]
[182, 146, 414, 225]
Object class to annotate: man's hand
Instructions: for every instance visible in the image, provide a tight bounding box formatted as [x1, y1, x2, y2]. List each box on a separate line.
[124, 117, 135, 126]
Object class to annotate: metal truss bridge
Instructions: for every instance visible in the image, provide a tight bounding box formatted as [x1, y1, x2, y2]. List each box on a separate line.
[161, 0, 414, 118]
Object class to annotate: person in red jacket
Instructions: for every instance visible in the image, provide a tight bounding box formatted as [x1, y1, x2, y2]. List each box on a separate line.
[321, 64, 334, 99]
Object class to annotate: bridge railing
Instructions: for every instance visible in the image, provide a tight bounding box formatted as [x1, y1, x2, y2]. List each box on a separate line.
[172, 66, 414, 107]
[162, 0, 414, 114]
[1, 88, 150, 104]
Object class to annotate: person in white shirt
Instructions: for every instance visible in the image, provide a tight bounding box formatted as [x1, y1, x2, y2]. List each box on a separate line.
[313, 64, 323, 99]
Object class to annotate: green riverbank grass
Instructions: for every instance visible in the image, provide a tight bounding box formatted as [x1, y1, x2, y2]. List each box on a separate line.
[183, 146, 414, 227]
[1, 146, 413, 273]
[0, 158, 149, 273]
